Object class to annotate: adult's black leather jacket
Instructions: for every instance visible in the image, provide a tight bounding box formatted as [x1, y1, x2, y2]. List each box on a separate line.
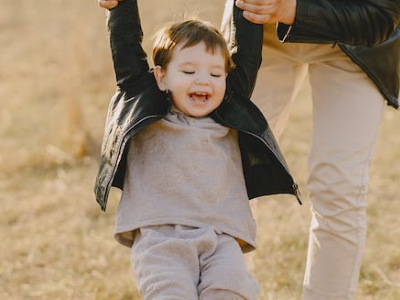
[94, 0, 300, 211]
[277, 0, 400, 109]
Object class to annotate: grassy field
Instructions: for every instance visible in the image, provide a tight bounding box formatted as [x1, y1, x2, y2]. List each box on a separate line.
[1, 0, 399, 299]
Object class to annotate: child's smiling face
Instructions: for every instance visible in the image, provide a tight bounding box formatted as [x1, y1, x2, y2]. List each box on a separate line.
[154, 41, 227, 118]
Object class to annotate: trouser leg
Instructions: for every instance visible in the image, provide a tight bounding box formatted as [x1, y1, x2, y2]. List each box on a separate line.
[253, 23, 386, 299]
[303, 49, 385, 300]
[198, 233, 259, 300]
[131, 225, 257, 300]
[251, 25, 308, 139]
[245, 24, 308, 275]
[131, 225, 200, 300]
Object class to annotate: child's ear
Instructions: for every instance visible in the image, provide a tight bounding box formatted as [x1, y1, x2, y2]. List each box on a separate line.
[154, 66, 167, 91]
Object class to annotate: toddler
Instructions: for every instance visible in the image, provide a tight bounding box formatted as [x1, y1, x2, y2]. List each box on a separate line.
[94, 0, 300, 299]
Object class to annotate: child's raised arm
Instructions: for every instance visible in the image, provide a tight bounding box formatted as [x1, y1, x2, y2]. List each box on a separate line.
[221, 0, 263, 98]
[107, 0, 150, 89]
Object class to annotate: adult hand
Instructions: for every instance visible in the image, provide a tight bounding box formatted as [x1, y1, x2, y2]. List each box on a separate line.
[98, 0, 123, 10]
[235, 0, 296, 25]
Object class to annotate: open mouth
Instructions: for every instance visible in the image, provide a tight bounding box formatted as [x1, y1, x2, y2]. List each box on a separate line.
[190, 92, 210, 103]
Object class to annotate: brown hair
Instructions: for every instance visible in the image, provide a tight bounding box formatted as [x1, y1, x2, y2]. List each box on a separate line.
[152, 19, 234, 72]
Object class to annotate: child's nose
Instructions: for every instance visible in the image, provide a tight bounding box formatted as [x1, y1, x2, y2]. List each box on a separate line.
[194, 73, 210, 85]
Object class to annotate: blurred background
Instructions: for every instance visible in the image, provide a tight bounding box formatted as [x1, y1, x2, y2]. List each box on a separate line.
[1, 0, 399, 299]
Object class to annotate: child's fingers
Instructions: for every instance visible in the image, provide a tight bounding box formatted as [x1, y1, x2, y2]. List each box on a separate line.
[98, 0, 121, 10]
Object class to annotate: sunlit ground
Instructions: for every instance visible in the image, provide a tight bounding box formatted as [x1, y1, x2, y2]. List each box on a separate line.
[1, 1, 399, 299]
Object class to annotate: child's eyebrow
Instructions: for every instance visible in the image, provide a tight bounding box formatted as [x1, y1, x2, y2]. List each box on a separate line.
[178, 61, 225, 69]
[178, 62, 196, 67]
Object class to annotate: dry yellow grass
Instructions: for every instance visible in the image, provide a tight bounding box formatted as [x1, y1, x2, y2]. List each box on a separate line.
[1, 1, 399, 299]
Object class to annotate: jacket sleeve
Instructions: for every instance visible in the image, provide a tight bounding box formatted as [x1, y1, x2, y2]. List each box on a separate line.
[221, 0, 263, 98]
[277, 0, 400, 46]
[107, 0, 150, 89]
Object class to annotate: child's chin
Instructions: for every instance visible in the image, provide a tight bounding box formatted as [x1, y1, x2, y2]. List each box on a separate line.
[188, 111, 209, 118]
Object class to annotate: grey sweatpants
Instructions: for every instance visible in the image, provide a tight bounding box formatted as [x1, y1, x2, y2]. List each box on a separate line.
[131, 225, 259, 300]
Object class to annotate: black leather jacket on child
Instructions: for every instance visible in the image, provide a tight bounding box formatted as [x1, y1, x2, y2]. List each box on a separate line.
[94, 0, 300, 211]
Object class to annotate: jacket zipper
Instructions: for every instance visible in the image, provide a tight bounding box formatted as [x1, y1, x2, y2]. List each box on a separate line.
[216, 116, 302, 205]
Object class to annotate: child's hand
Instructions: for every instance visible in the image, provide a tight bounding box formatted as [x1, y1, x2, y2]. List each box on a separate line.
[98, 0, 123, 10]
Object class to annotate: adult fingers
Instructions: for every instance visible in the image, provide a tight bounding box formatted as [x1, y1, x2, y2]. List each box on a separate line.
[237, 0, 296, 24]
[235, 0, 271, 14]
[98, 0, 121, 9]
[236, 0, 276, 24]
[242, 10, 272, 24]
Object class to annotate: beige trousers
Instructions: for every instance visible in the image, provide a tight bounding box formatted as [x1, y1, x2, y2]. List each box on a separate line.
[131, 225, 258, 300]
[252, 24, 385, 300]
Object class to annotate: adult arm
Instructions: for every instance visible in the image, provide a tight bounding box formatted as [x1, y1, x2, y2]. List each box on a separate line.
[236, 0, 400, 46]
